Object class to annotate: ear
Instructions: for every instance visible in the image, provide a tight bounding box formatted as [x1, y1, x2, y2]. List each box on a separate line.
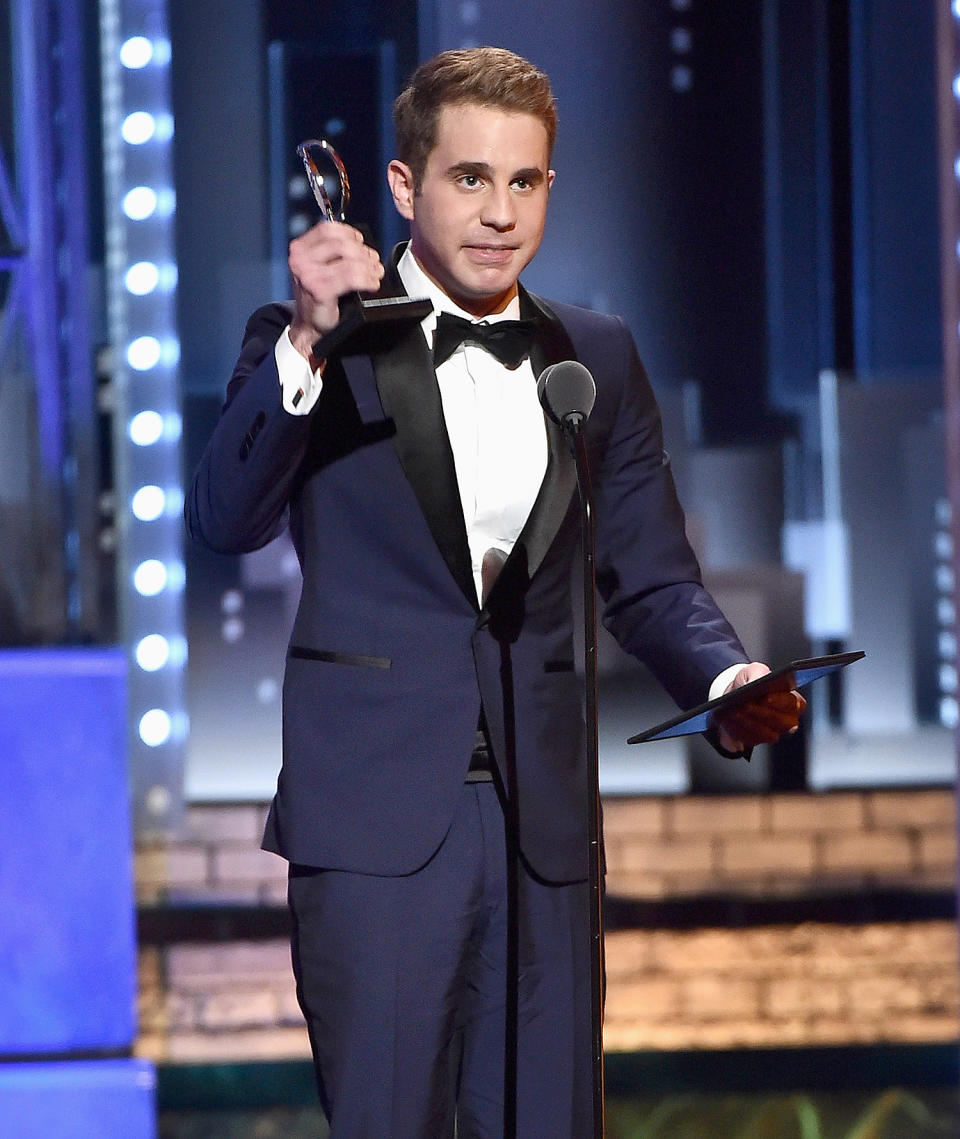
[387, 159, 416, 220]
[547, 169, 555, 192]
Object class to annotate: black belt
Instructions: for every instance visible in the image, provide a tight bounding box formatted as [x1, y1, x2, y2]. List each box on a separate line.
[466, 728, 493, 783]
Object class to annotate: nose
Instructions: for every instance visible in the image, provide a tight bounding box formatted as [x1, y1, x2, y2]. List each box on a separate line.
[480, 184, 517, 231]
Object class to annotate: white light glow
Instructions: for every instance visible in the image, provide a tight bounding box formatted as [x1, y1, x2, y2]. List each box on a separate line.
[129, 410, 164, 446]
[152, 113, 175, 143]
[120, 36, 153, 69]
[122, 186, 157, 220]
[168, 635, 188, 667]
[139, 708, 172, 747]
[257, 678, 279, 704]
[136, 634, 170, 671]
[155, 188, 176, 216]
[125, 261, 160, 295]
[152, 39, 172, 66]
[134, 559, 168, 596]
[165, 487, 185, 515]
[222, 617, 244, 643]
[166, 561, 186, 591]
[122, 111, 157, 145]
[132, 485, 166, 521]
[221, 589, 244, 615]
[955, 74, 960, 100]
[127, 336, 162, 371]
[289, 213, 311, 238]
[160, 338, 181, 367]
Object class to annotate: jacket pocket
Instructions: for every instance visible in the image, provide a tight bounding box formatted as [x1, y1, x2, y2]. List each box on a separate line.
[288, 646, 392, 670]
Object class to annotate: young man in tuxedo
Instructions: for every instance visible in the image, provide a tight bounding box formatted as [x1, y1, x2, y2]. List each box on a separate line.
[187, 46, 803, 1139]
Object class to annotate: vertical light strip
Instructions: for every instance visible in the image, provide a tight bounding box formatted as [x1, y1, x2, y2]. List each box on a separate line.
[937, 1, 960, 736]
[100, 0, 185, 834]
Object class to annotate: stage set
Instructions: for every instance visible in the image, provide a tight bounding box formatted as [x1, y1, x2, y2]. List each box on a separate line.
[2, 1, 960, 1136]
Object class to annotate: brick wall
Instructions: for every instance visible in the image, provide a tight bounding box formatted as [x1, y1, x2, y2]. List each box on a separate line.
[138, 941, 307, 1063]
[134, 789, 959, 1063]
[602, 789, 957, 898]
[604, 921, 959, 1052]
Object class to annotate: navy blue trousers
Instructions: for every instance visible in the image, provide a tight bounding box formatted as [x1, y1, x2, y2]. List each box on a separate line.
[288, 781, 592, 1138]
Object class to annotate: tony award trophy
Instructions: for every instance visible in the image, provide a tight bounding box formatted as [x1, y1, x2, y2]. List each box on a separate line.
[296, 138, 431, 358]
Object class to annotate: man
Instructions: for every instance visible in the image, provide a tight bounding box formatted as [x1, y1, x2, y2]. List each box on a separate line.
[186, 46, 803, 1139]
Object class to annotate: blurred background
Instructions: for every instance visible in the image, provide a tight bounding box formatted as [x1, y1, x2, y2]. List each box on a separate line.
[1, 0, 959, 1136]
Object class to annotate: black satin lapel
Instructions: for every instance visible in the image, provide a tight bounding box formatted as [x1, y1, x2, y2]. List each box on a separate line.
[482, 290, 579, 622]
[369, 323, 477, 610]
[522, 287, 578, 383]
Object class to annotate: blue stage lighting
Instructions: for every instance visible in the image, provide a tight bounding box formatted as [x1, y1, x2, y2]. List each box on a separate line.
[124, 261, 160, 294]
[135, 634, 170, 671]
[133, 559, 167, 596]
[128, 409, 163, 445]
[138, 708, 172, 746]
[131, 485, 165, 521]
[126, 335, 161, 370]
[119, 36, 153, 69]
[121, 110, 156, 144]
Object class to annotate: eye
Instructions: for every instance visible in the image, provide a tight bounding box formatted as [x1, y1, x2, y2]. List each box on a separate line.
[458, 173, 481, 188]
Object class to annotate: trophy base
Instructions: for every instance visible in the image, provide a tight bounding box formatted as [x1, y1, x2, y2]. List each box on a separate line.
[311, 295, 433, 359]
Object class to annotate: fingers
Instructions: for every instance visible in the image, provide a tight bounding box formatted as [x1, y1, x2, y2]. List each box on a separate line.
[288, 223, 385, 346]
[715, 689, 807, 752]
[291, 222, 384, 290]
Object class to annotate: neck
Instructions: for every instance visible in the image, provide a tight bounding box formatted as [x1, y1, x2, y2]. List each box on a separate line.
[407, 246, 518, 319]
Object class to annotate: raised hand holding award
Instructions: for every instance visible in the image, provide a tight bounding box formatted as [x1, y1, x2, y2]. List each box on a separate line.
[296, 139, 431, 358]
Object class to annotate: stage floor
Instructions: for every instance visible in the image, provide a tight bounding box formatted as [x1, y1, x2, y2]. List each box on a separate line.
[158, 1086, 960, 1138]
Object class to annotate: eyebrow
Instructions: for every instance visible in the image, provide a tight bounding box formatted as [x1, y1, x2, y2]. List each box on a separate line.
[446, 161, 545, 185]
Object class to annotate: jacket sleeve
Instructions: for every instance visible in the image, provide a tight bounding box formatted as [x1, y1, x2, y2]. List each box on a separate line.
[589, 317, 749, 708]
[184, 303, 314, 554]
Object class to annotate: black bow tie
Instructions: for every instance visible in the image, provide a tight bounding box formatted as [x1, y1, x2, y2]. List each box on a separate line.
[432, 311, 537, 369]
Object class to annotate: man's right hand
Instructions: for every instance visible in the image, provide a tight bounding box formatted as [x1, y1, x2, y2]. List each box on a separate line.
[287, 222, 385, 363]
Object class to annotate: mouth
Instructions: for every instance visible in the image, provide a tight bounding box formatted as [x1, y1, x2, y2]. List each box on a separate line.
[464, 244, 519, 265]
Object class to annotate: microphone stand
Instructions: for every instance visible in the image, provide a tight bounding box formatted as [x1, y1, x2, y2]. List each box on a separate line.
[563, 412, 605, 1139]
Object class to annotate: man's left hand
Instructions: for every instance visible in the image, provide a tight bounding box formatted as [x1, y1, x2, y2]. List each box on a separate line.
[714, 663, 806, 755]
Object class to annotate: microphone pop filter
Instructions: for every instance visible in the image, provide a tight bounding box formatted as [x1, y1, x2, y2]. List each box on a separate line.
[536, 361, 597, 428]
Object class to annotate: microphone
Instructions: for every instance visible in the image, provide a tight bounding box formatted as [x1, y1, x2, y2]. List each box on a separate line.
[537, 361, 596, 431]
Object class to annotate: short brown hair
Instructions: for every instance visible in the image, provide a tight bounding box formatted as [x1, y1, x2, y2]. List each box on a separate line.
[393, 47, 557, 189]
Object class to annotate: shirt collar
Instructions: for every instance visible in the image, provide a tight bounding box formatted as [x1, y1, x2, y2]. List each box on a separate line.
[397, 243, 522, 346]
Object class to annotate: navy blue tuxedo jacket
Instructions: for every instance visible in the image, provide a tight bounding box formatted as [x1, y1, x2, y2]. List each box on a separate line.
[186, 273, 748, 884]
